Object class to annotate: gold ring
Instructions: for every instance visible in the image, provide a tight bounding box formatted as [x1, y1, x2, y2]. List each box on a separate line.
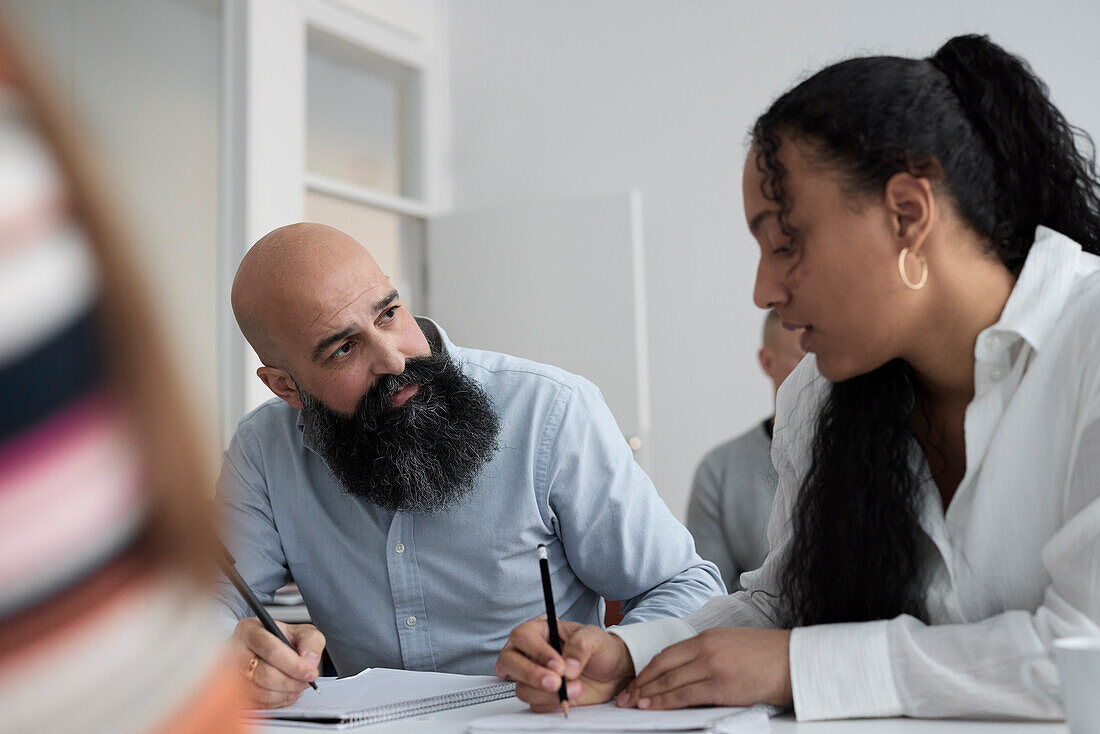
[246, 656, 259, 681]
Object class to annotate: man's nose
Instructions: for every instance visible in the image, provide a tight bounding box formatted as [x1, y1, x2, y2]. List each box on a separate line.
[373, 340, 407, 378]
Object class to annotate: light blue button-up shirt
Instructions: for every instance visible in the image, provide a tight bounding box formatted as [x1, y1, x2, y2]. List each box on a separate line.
[215, 319, 724, 676]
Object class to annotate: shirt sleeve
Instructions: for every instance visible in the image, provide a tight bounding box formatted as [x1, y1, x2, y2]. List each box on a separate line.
[611, 362, 819, 674]
[789, 416, 1100, 721]
[212, 423, 292, 640]
[686, 452, 740, 591]
[541, 378, 726, 626]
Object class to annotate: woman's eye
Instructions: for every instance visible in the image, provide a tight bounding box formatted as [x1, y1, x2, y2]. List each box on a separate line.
[772, 238, 795, 255]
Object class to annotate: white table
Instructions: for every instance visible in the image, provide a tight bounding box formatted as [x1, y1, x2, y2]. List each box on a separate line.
[257, 696, 1069, 733]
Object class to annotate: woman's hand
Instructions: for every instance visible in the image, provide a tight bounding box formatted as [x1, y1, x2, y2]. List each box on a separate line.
[495, 616, 636, 712]
[616, 627, 793, 710]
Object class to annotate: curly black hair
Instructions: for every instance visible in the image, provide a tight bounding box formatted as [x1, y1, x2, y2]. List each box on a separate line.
[751, 35, 1100, 627]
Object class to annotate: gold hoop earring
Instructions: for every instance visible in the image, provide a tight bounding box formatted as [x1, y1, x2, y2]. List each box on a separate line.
[898, 248, 928, 290]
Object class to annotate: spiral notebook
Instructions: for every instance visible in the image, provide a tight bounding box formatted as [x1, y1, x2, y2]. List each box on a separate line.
[249, 667, 516, 729]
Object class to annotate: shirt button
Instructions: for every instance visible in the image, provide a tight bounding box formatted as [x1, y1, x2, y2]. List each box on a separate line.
[990, 366, 1006, 381]
[394, 542, 405, 554]
[405, 615, 417, 627]
[984, 332, 1001, 350]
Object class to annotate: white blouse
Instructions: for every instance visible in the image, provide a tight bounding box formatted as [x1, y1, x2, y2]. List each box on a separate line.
[614, 227, 1100, 721]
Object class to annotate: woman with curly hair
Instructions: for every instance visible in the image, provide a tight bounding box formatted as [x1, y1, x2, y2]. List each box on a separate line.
[497, 34, 1100, 722]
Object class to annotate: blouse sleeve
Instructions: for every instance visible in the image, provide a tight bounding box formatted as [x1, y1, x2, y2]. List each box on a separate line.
[612, 357, 823, 672]
[788, 417, 1100, 721]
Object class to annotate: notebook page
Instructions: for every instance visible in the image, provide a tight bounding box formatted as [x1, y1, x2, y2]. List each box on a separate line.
[467, 701, 770, 732]
[252, 668, 513, 720]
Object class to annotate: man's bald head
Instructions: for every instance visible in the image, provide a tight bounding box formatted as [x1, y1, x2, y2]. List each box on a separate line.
[231, 222, 385, 368]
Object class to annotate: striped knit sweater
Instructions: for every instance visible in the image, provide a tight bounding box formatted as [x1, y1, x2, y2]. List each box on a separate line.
[0, 85, 243, 732]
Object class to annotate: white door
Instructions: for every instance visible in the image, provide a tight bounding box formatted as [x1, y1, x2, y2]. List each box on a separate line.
[426, 192, 652, 471]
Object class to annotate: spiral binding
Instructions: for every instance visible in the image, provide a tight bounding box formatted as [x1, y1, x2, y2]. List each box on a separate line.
[342, 681, 516, 725]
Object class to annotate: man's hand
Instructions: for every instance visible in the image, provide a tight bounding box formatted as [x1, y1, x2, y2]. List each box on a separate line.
[228, 617, 326, 708]
[495, 616, 635, 712]
[616, 627, 792, 710]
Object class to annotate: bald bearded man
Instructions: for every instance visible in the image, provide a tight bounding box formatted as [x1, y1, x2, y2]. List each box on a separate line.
[216, 223, 724, 709]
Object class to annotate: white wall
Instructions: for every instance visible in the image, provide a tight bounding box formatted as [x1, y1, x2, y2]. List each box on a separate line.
[4, 0, 222, 467]
[446, 0, 1100, 519]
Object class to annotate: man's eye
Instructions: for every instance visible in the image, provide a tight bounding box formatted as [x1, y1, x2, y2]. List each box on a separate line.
[333, 341, 353, 358]
[772, 238, 795, 255]
[382, 306, 399, 321]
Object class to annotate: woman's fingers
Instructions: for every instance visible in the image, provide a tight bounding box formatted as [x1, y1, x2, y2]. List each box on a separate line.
[622, 659, 708, 705]
[628, 637, 700, 690]
[636, 680, 717, 711]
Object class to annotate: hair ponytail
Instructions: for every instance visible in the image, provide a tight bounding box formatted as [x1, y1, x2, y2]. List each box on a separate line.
[750, 35, 1100, 627]
[929, 34, 1100, 268]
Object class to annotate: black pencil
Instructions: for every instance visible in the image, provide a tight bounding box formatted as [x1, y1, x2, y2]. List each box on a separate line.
[537, 544, 569, 716]
[218, 541, 319, 691]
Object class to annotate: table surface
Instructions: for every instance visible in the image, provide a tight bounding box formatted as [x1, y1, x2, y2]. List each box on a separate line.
[255, 696, 1070, 733]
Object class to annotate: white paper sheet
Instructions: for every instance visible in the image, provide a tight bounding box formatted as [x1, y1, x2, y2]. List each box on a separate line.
[467, 701, 770, 733]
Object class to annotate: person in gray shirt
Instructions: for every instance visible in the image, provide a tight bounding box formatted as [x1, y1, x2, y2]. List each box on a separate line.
[686, 310, 805, 590]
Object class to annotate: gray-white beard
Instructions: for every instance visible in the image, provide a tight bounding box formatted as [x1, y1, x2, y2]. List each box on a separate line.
[299, 349, 501, 513]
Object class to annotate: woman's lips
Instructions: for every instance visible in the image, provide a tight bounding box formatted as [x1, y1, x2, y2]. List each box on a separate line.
[390, 383, 419, 408]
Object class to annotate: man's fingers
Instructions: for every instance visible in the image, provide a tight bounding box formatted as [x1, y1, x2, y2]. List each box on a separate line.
[495, 647, 563, 692]
[554, 618, 584, 641]
[514, 682, 566, 712]
[250, 684, 306, 710]
[560, 625, 605, 678]
[506, 619, 566, 673]
[637, 681, 716, 711]
[245, 622, 318, 682]
[252, 659, 311, 695]
[289, 623, 326, 659]
[515, 681, 582, 711]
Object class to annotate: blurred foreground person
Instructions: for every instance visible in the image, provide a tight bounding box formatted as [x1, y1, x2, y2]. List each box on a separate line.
[0, 24, 243, 734]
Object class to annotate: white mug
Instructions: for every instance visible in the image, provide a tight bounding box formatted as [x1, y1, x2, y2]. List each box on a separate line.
[1021, 636, 1100, 734]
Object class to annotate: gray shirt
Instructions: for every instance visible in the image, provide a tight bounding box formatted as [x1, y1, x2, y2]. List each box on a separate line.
[685, 419, 777, 590]
[215, 319, 725, 676]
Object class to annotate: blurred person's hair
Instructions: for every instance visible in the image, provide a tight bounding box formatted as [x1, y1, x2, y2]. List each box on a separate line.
[0, 22, 217, 576]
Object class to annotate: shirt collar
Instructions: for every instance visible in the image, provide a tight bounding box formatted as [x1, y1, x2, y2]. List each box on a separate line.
[296, 316, 452, 449]
[987, 226, 1085, 354]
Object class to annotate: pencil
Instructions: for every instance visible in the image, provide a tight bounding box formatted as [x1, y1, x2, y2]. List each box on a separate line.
[218, 541, 319, 691]
[537, 544, 569, 717]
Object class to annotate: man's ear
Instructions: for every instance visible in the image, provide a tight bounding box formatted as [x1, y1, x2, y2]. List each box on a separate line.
[257, 366, 304, 411]
[758, 346, 774, 378]
[883, 172, 936, 257]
